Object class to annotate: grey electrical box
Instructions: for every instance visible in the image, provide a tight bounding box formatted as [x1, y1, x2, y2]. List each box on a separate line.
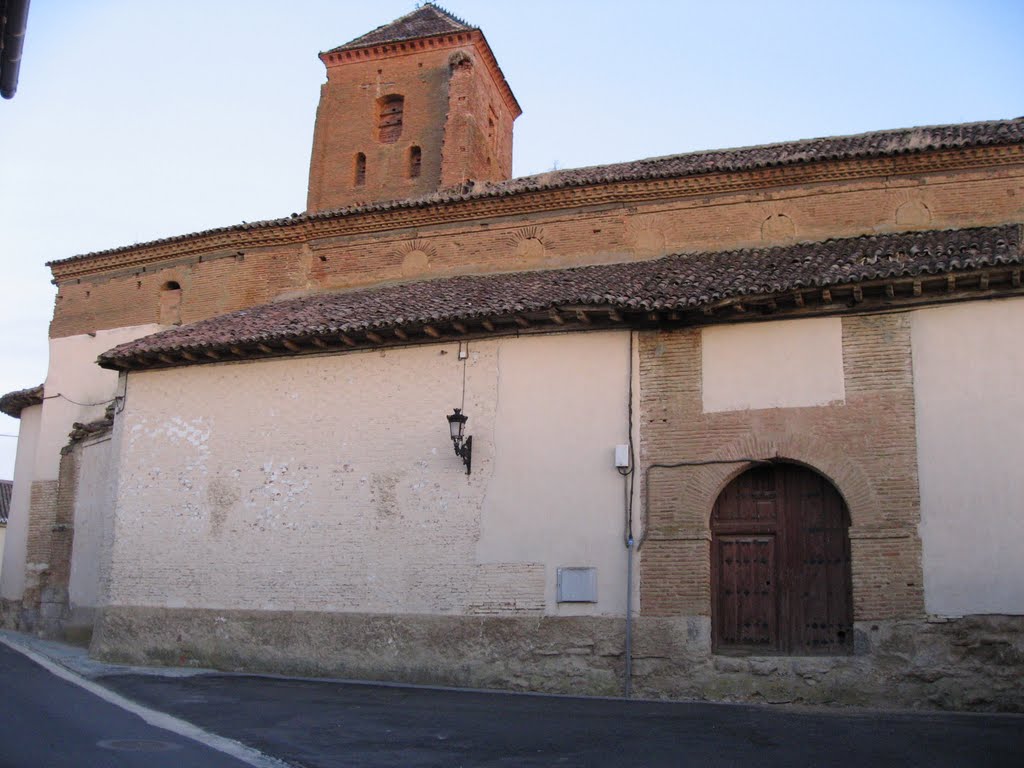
[557, 567, 598, 603]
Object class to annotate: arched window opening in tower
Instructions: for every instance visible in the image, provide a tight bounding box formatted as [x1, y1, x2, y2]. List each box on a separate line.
[354, 152, 366, 186]
[378, 94, 404, 143]
[409, 146, 422, 178]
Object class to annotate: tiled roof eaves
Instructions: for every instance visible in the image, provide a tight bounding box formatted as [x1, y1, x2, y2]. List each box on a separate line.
[0, 384, 44, 419]
[48, 118, 1024, 270]
[327, 4, 474, 52]
[329, 25, 476, 54]
[98, 225, 1022, 370]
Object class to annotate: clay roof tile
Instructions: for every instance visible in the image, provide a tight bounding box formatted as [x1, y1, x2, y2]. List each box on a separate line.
[98, 225, 1021, 370]
[327, 4, 474, 52]
[0, 384, 43, 419]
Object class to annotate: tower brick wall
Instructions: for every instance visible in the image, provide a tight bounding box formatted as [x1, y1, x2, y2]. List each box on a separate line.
[440, 47, 515, 188]
[307, 30, 518, 213]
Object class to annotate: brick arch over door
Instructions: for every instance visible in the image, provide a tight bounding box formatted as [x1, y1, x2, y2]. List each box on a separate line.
[681, 433, 879, 531]
[711, 462, 853, 654]
[637, 432, 910, 622]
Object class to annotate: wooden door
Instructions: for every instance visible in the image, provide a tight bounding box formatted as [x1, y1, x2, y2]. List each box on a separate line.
[711, 464, 852, 654]
[714, 535, 776, 648]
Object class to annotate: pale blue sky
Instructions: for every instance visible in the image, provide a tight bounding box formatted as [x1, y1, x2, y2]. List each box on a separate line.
[1, 0, 1022, 478]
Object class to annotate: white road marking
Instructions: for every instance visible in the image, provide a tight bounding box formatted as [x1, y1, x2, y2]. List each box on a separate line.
[0, 636, 292, 768]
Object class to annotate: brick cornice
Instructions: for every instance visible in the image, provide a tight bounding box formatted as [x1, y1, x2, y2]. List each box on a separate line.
[49, 144, 1024, 284]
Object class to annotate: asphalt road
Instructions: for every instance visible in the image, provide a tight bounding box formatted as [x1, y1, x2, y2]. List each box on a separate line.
[0, 643, 255, 767]
[99, 672, 1024, 768]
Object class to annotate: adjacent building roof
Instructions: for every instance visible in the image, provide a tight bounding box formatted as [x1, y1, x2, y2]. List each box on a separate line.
[0, 479, 11, 524]
[99, 225, 1022, 371]
[49, 117, 1024, 268]
[0, 384, 43, 418]
[328, 4, 474, 52]
[0, 0, 30, 100]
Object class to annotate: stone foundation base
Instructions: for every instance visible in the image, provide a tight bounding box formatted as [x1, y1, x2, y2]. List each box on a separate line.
[91, 607, 1024, 712]
[93, 607, 626, 695]
[1, 596, 96, 647]
[632, 616, 1024, 711]
[0, 598, 27, 631]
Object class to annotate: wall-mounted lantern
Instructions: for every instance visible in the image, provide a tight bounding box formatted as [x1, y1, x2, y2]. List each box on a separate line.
[446, 407, 472, 474]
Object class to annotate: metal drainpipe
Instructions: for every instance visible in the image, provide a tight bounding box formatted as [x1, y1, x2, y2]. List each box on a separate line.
[622, 329, 636, 699]
[619, 327, 776, 697]
[624, 533, 634, 699]
[627, 457, 775, 698]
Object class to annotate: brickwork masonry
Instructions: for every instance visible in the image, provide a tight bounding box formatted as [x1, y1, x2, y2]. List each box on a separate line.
[12, 455, 80, 635]
[19, 479, 62, 632]
[638, 313, 924, 620]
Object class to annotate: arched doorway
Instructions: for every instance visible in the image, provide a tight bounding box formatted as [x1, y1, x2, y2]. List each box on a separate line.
[711, 463, 852, 654]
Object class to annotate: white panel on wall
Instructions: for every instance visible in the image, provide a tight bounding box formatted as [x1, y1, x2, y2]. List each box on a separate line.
[557, 567, 597, 603]
[913, 298, 1024, 616]
[701, 317, 845, 413]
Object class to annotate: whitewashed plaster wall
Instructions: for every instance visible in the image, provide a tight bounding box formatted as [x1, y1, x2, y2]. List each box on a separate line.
[105, 332, 633, 617]
[478, 333, 632, 613]
[913, 297, 1024, 616]
[0, 403, 41, 600]
[34, 325, 163, 481]
[68, 434, 115, 614]
[701, 317, 846, 413]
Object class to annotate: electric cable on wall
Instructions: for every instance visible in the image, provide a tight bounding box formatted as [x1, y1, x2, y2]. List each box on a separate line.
[639, 458, 775, 550]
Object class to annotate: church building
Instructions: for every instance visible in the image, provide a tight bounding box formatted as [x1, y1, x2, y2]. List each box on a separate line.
[2, 4, 1022, 710]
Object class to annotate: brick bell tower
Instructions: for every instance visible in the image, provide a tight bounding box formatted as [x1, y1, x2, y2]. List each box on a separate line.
[306, 4, 522, 213]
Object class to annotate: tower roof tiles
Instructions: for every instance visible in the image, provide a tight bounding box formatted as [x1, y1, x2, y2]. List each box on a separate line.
[328, 4, 474, 52]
